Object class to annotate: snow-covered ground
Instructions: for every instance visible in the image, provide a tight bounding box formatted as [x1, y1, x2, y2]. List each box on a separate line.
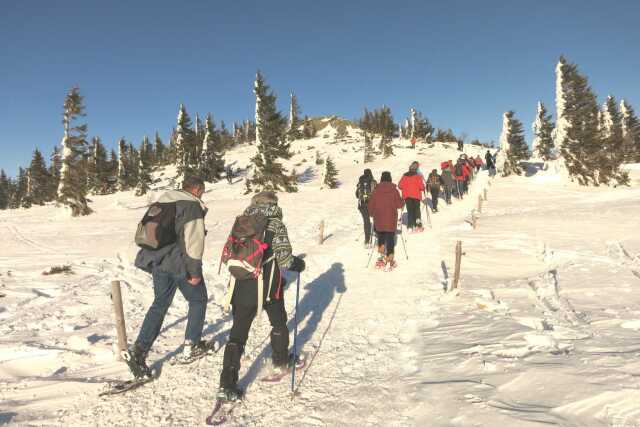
[1, 128, 640, 426]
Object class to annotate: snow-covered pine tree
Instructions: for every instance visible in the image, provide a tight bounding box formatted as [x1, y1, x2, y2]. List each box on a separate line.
[558, 58, 625, 185]
[620, 99, 640, 162]
[199, 113, 225, 182]
[287, 93, 303, 141]
[315, 150, 324, 165]
[335, 123, 348, 142]
[554, 56, 571, 153]
[48, 146, 62, 201]
[117, 138, 129, 191]
[28, 149, 50, 205]
[410, 108, 417, 139]
[0, 169, 9, 209]
[532, 102, 555, 161]
[175, 104, 197, 180]
[499, 111, 529, 176]
[322, 156, 339, 189]
[57, 87, 92, 216]
[363, 132, 374, 163]
[135, 137, 153, 196]
[245, 71, 297, 193]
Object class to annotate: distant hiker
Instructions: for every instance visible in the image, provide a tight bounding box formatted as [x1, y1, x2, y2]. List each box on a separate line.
[368, 171, 404, 271]
[453, 160, 466, 198]
[355, 168, 377, 248]
[217, 191, 305, 401]
[440, 161, 454, 205]
[410, 137, 417, 149]
[398, 161, 425, 232]
[485, 150, 496, 176]
[474, 155, 483, 172]
[457, 139, 464, 151]
[426, 169, 444, 212]
[226, 165, 234, 184]
[127, 176, 209, 379]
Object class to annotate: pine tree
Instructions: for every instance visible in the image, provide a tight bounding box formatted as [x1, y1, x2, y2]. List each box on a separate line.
[0, 169, 9, 209]
[322, 156, 339, 189]
[28, 149, 50, 205]
[117, 138, 129, 191]
[57, 87, 92, 216]
[598, 96, 625, 184]
[302, 116, 316, 139]
[532, 102, 555, 161]
[363, 132, 374, 163]
[135, 138, 153, 196]
[499, 111, 530, 176]
[127, 143, 139, 189]
[87, 136, 109, 194]
[245, 71, 297, 193]
[48, 146, 62, 201]
[154, 131, 166, 166]
[175, 104, 197, 179]
[413, 110, 434, 142]
[621, 100, 640, 162]
[287, 93, 303, 141]
[14, 167, 29, 208]
[199, 113, 225, 182]
[557, 58, 626, 185]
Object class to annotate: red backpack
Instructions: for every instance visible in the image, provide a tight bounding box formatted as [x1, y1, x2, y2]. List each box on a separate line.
[218, 214, 269, 281]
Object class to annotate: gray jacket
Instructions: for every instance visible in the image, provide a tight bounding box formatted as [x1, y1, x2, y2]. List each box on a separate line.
[440, 169, 455, 188]
[135, 190, 207, 279]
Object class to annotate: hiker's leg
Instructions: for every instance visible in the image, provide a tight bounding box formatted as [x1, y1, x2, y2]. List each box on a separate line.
[178, 275, 208, 344]
[135, 268, 179, 352]
[265, 300, 289, 366]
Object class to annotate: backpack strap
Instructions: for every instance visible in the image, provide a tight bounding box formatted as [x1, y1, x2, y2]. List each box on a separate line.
[223, 276, 236, 313]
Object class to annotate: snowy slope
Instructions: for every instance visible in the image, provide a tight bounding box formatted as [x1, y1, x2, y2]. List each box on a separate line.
[2, 133, 640, 427]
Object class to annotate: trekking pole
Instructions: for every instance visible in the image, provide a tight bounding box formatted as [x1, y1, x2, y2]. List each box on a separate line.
[399, 207, 408, 260]
[423, 198, 432, 228]
[291, 272, 301, 395]
[366, 222, 377, 268]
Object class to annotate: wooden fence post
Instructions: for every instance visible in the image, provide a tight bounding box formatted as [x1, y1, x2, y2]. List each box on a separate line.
[483, 188, 488, 201]
[318, 220, 325, 245]
[478, 195, 483, 213]
[111, 280, 128, 360]
[452, 241, 462, 291]
[471, 209, 477, 229]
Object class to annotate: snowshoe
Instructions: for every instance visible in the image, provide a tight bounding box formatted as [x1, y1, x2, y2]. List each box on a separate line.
[216, 386, 244, 402]
[261, 352, 307, 383]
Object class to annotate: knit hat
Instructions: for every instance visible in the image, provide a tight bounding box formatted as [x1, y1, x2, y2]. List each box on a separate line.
[251, 191, 278, 206]
[409, 161, 419, 171]
[381, 171, 392, 183]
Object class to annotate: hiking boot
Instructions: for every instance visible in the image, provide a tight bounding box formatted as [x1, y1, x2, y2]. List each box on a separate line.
[176, 340, 210, 363]
[216, 386, 243, 402]
[123, 345, 152, 380]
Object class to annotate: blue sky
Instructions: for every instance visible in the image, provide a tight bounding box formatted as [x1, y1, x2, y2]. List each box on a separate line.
[2, 0, 639, 176]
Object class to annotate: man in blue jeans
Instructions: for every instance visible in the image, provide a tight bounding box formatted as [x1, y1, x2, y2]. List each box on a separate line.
[126, 176, 209, 378]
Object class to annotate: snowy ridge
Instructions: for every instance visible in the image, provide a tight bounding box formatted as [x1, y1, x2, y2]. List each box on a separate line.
[2, 136, 640, 426]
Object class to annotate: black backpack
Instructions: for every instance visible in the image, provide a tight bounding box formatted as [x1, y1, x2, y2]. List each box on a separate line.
[356, 179, 373, 204]
[135, 202, 178, 250]
[219, 214, 269, 281]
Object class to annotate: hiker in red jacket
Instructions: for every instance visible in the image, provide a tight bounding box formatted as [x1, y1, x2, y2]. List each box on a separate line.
[410, 137, 417, 149]
[368, 171, 404, 271]
[398, 161, 425, 232]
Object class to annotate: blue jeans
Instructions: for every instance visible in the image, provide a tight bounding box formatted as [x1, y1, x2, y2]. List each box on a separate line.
[135, 268, 207, 353]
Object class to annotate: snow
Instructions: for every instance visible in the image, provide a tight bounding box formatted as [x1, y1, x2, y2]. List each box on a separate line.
[2, 133, 640, 426]
[621, 99, 630, 138]
[496, 112, 510, 172]
[600, 97, 613, 139]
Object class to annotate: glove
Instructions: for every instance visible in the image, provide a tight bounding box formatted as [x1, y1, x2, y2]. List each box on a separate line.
[289, 256, 306, 273]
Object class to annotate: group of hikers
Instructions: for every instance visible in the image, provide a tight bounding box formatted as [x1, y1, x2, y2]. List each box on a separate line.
[127, 176, 305, 402]
[357, 150, 496, 271]
[121, 149, 496, 405]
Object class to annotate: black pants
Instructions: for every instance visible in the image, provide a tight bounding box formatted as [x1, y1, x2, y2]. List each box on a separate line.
[430, 188, 440, 211]
[376, 231, 396, 256]
[358, 205, 372, 244]
[443, 186, 452, 203]
[220, 300, 289, 389]
[405, 198, 422, 228]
